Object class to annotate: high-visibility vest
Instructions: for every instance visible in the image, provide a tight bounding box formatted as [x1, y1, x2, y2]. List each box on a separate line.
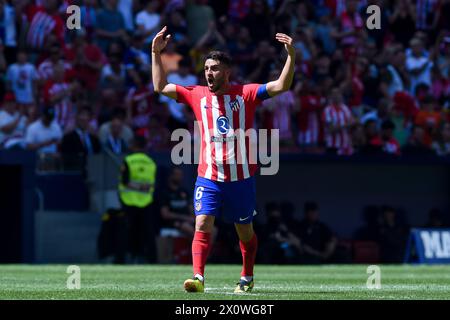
[118, 152, 157, 208]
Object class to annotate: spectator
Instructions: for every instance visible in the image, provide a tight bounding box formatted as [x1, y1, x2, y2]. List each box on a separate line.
[314, 10, 337, 55]
[260, 69, 295, 147]
[435, 35, 450, 80]
[159, 167, 195, 237]
[125, 71, 155, 131]
[159, 58, 197, 131]
[296, 80, 326, 152]
[259, 202, 300, 264]
[378, 119, 402, 156]
[406, 38, 433, 95]
[0, 0, 17, 64]
[247, 40, 276, 83]
[95, 0, 128, 53]
[60, 106, 101, 170]
[243, 0, 272, 44]
[166, 10, 189, 54]
[135, 1, 161, 46]
[354, 205, 382, 241]
[378, 205, 409, 263]
[388, 0, 417, 48]
[80, 0, 98, 42]
[415, 0, 440, 32]
[143, 114, 171, 152]
[38, 43, 72, 83]
[322, 87, 355, 155]
[361, 119, 382, 155]
[118, 0, 135, 32]
[118, 135, 158, 263]
[100, 52, 127, 91]
[296, 202, 337, 264]
[160, 41, 184, 74]
[331, 0, 364, 61]
[227, 26, 254, 75]
[96, 88, 124, 125]
[0, 92, 27, 149]
[102, 111, 128, 156]
[24, 0, 65, 52]
[380, 47, 409, 99]
[431, 122, 450, 156]
[65, 29, 106, 92]
[124, 32, 150, 76]
[352, 122, 366, 153]
[25, 106, 62, 155]
[423, 208, 447, 228]
[402, 125, 434, 155]
[98, 107, 134, 148]
[185, 0, 215, 45]
[42, 65, 77, 132]
[415, 95, 441, 146]
[5, 50, 38, 108]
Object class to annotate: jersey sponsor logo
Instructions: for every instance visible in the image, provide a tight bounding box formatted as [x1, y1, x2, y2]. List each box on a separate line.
[211, 135, 237, 143]
[216, 116, 230, 135]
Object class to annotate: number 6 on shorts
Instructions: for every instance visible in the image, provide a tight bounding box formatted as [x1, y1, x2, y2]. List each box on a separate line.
[195, 187, 204, 200]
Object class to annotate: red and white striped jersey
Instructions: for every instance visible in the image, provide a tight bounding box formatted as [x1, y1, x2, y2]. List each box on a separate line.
[297, 95, 326, 145]
[25, 5, 64, 50]
[176, 84, 263, 182]
[43, 81, 74, 131]
[322, 103, 354, 155]
[38, 60, 73, 82]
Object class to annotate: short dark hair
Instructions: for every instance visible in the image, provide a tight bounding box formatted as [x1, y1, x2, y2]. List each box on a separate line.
[205, 51, 232, 67]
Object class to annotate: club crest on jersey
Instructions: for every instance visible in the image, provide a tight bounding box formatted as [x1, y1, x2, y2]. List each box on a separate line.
[216, 116, 230, 135]
[229, 99, 241, 111]
[195, 200, 202, 211]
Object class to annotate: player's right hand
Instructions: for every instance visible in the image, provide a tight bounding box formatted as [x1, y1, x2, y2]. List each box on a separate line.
[152, 26, 171, 54]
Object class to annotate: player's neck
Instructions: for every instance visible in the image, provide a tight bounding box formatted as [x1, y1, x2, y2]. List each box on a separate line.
[212, 82, 231, 96]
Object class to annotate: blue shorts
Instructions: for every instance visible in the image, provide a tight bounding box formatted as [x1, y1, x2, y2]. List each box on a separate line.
[193, 176, 257, 224]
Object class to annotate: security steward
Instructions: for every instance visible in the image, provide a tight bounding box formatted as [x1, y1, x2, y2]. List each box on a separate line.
[118, 136, 157, 263]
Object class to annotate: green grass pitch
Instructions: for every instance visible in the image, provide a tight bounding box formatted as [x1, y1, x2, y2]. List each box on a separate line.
[1, 264, 450, 299]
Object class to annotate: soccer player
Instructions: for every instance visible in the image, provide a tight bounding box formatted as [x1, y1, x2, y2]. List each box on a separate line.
[151, 26, 295, 293]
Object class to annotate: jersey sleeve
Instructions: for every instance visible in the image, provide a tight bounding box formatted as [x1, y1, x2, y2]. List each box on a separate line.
[175, 85, 197, 106]
[243, 83, 271, 105]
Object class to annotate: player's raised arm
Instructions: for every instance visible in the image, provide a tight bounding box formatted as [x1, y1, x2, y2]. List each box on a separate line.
[152, 26, 177, 99]
[266, 33, 296, 97]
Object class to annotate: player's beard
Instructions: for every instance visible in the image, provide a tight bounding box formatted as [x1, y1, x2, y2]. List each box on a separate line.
[208, 76, 224, 93]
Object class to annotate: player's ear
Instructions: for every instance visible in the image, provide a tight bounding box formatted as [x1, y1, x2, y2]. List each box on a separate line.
[225, 66, 231, 78]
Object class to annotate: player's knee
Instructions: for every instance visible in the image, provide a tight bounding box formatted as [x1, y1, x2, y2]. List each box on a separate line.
[195, 215, 214, 233]
[235, 224, 254, 242]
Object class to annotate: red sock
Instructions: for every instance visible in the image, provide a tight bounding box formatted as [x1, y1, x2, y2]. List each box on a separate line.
[239, 233, 258, 277]
[192, 231, 212, 278]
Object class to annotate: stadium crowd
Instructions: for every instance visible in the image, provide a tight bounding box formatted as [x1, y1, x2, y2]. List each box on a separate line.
[0, 0, 449, 161]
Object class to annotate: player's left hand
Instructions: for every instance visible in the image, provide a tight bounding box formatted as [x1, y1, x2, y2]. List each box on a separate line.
[275, 33, 295, 56]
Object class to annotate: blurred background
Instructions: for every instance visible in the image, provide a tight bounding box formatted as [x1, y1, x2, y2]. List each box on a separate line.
[0, 0, 449, 265]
